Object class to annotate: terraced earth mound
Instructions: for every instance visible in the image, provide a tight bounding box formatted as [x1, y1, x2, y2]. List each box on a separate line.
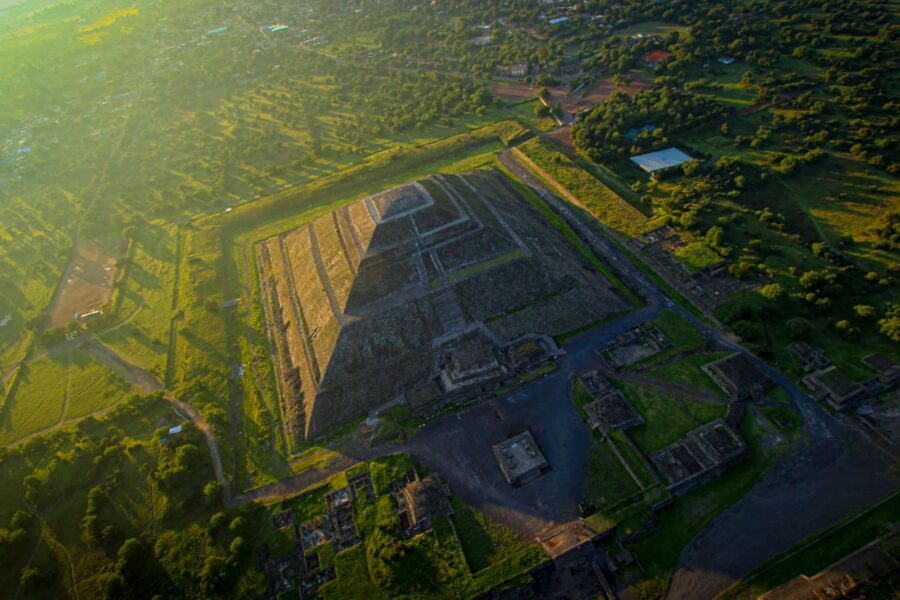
[258, 168, 632, 442]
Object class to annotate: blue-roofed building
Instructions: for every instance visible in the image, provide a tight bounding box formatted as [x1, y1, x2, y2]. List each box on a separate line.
[548, 16, 570, 25]
[630, 147, 694, 175]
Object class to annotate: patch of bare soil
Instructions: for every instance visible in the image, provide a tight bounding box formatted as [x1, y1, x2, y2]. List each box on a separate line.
[556, 71, 653, 118]
[490, 81, 538, 103]
[49, 238, 122, 327]
[547, 128, 575, 152]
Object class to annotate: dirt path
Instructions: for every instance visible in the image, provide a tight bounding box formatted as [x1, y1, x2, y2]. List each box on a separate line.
[5, 404, 122, 449]
[87, 339, 232, 501]
[36, 515, 80, 600]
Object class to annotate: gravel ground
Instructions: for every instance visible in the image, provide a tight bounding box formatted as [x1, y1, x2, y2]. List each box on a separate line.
[667, 435, 897, 599]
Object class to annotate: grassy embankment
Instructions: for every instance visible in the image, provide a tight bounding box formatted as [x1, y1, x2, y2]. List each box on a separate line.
[517, 137, 650, 238]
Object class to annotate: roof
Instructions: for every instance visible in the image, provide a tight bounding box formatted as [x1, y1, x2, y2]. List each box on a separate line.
[493, 431, 548, 483]
[630, 147, 694, 173]
[584, 391, 644, 433]
[643, 50, 673, 64]
[863, 353, 896, 374]
[549, 16, 570, 25]
[813, 367, 858, 398]
[704, 353, 772, 391]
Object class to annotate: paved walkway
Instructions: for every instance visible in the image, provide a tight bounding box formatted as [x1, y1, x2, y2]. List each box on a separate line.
[495, 149, 895, 599]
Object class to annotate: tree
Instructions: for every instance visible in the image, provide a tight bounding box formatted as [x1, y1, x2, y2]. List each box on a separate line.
[878, 303, 900, 342]
[705, 226, 723, 247]
[203, 481, 223, 506]
[834, 320, 859, 340]
[229, 516, 245, 534]
[209, 512, 227, 530]
[758, 283, 784, 302]
[10, 511, 31, 530]
[854, 305, 876, 318]
[19, 566, 47, 591]
[229, 536, 245, 557]
[200, 555, 228, 595]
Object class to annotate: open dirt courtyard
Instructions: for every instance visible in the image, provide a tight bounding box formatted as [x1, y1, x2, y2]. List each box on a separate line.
[49, 238, 121, 327]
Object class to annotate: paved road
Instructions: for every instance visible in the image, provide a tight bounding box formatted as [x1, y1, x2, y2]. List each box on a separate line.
[404, 304, 663, 539]
[495, 150, 896, 598]
[499, 150, 838, 443]
[667, 437, 897, 599]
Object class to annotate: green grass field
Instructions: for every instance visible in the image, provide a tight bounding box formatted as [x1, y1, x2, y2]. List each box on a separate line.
[615, 376, 727, 454]
[609, 430, 656, 489]
[628, 414, 776, 589]
[450, 496, 532, 572]
[66, 350, 132, 419]
[654, 310, 706, 352]
[645, 352, 731, 396]
[0, 356, 69, 445]
[99, 222, 179, 378]
[777, 156, 900, 270]
[614, 21, 692, 39]
[572, 383, 644, 516]
[584, 437, 643, 511]
[0, 349, 135, 446]
[673, 241, 723, 271]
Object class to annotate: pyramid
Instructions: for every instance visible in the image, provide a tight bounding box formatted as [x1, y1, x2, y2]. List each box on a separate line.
[258, 168, 631, 442]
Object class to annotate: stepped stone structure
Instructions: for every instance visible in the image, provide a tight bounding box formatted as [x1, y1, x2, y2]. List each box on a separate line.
[258, 168, 631, 442]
